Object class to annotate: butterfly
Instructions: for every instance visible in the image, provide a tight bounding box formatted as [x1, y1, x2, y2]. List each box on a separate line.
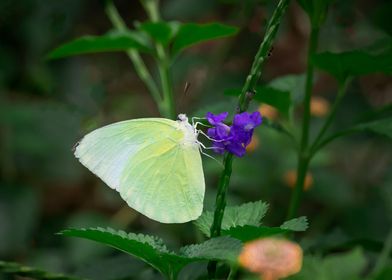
[74, 114, 205, 224]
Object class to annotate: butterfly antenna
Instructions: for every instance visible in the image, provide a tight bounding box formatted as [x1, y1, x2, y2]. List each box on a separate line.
[177, 81, 191, 113]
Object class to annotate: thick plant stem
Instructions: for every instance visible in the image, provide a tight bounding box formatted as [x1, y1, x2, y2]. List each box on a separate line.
[286, 27, 319, 220]
[207, 153, 234, 278]
[207, 0, 291, 278]
[105, 1, 164, 114]
[238, 0, 291, 112]
[141, 0, 176, 119]
[209, 153, 234, 238]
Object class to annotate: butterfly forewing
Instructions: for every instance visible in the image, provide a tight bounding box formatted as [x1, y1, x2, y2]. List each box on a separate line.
[74, 118, 205, 223]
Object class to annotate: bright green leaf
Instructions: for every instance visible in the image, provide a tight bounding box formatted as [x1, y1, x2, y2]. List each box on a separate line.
[60, 227, 243, 279]
[194, 201, 269, 237]
[60, 227, 187, 278]
[172, 22, 238, 54]
[312, 47, 392, 83]
[139, 21, 180, 46]
[223, 225, 289, 242]
[180, 236, 242, 263]
[47, 31, 151, 60]
[0, 261, 81, 280]
[280, 216, 309, 232]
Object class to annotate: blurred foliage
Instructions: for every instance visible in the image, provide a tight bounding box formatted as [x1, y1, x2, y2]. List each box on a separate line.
[0, 0, 391, 279]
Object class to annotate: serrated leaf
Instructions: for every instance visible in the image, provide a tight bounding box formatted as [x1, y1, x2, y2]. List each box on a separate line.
[194, 201, 269, 237]
[281, 216, 309, 232]
[139, 21, 180, 46]
[180, 236, 242, 263]
[0, 261, 81, 280]
[172, 22, 238, 54]
[223, 225, 289, 242]
[312, 47, 392, 83]
[60, 227, 187, 278]
[60, 227, 243, 278]
[354, 117, 392, 138]
[47, 31, 151, 59]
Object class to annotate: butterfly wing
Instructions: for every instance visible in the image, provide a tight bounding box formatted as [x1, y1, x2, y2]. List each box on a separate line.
[74, 118, 205, 223]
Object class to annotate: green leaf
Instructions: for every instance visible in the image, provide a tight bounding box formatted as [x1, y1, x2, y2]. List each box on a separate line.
[172, 22, 238, 54]
[47, 31, 151, 59]
[289, 248, 367, 280]
[60, 227, 187, 278]
[312, 47, 392, 83]
[180, 236, 242, 263]
[270, 74, 306, 105]
[354, 117, 392, 138]
[280, 216, 309, 232]
[194, 201, 269, 237]
[225, 86, 291, 116]
[0, 261, 81, 280]
[139, 21, 180, 46]
[60, 227, 243, 278]
[223, 225, 289, 242]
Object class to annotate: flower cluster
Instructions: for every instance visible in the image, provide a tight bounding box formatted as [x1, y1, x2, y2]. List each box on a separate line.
[206, 111, 262, 157]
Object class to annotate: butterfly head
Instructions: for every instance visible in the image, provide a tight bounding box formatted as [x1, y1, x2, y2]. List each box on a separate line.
[177, 113, 188, 123]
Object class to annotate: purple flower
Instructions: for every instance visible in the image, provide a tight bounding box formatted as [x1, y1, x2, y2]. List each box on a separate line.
[206, 112, 229, 125]
[206, 111, 262, 157]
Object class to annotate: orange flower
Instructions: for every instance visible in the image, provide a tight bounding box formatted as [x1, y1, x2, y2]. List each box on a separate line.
[284, 170, 313, 191]
[258, 104, 278, 120]
[238, 238, 303, 280]
[246, 135, 260, 153]
[310, 96, 330, 117]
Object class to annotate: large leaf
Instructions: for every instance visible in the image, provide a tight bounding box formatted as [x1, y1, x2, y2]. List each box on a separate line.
[47, 31, 151, 59]
[60, 227, 242, 278]
[280, 216, 309, 232]
[312, 47, 392, 83]
[139, 21, 180, 46]
[194, 201, 269, 237]
[225, 86, 291, 116]
[0, 261, 81, 280]
[223, 225, 289, 242]
[172, 22, 238, 54]
[180, 236, 242, 263]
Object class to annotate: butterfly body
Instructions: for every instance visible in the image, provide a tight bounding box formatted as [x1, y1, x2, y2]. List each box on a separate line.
[74, 115, 205, 223]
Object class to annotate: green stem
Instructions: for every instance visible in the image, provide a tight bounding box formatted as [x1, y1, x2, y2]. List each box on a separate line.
[207, 153, 234, 278]
[207, 0, 291, 278]
[286, 27, 319, 220]
[105, 1, 164, 114]
[238, 0, 291, 112]
[141, 0, 176, 119]
[309, 78, 351, 157]
[311, 128, 357, 153]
